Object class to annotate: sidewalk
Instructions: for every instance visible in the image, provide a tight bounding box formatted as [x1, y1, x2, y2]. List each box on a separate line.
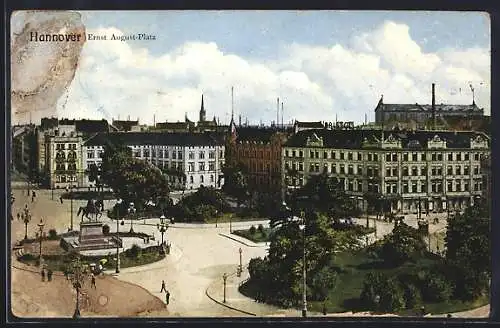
[218, 233, 268, 248]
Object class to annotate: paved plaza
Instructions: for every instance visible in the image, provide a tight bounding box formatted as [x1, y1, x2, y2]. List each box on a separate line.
[9, 187, 488, 318]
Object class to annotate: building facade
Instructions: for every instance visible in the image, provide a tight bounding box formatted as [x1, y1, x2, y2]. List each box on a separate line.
[282, 129, 490, 215]
[83, 132, 225, 191]
[44, 125, 85, 189]
[226, 126, 289, 194]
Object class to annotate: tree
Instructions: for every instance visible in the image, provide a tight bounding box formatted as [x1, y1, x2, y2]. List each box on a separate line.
[360, 272, 405, 312]
[375, 222, 427, 266]
[101, 143, 170, 211]
[445, 197, 490, 276]
[222, 163, 249, 207]
[310, 266, 338, 301]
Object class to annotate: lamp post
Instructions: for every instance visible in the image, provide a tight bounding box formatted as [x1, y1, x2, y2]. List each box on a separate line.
[51, 186, 54, 200]
[238, 247, 243, 277]
[157, 215, 169, 248]
[299, 211, 307, 318]
[21, 204, 31, 240]
[229, 214, 232, 233]
[223, 272, 228, 303]
[115, 198, 122, 274]
[70, 256, 85, 319]
[70, 185, 74, 231]
[37, 218, 45, 261]
[128, 202, 136, 233]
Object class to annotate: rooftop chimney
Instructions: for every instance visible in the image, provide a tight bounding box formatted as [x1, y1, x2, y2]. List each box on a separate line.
[432, 83, 436, 130]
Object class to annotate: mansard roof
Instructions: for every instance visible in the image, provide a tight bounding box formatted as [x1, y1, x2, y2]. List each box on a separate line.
[284, 129, 489, 150]
[83, 131, 223, 147]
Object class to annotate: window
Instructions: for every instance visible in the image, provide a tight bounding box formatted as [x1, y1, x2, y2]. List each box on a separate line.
[87, 151, 94, 159]
[474, 166, 480, 175]
[220, 150, 224, 158]
[189, 152, 195, 160]
[357, 181, 363, 191]
[189, 176, 194, 183]
[392, 153, 398, 162]
[348, 165, 354, 175]
[402, 167, 408, 176]
[411, 167, 418, 176]
[437, 182, 443, 193]
[172, 151, 177, 159]
[455, 166, 461, 175]
[457, 153, 462, 161]
[358, 153, 362, 161]
[437, 167, 442, 175]
[199, 163, 205, 171]
[331, 164, 336, 174]
[315, 163, 320, 172]
[178, 151, 183, 160]
[392, 167, 398, 176]
[386, 154, 391, 162]
[474, 153, 480, 161]
[374, 154, 379, 161]
[421, 167, 427, 176]
[386, 168, 391, 177]
[209, 151, 215, 159]
[323, 164, 328, 173]
[158, 150, 164, 159]
[340, 165, 345, 174]
[368, 153, 373, 161]
[448, 153, 453, 161]
[447, 166, 453, 175]
[199, 151, 205, 159]
[465, 153, 469, 161]
[200, 175, 204, 184]
[299, 150, 303, 158]
[464, 181, 469, 191]
[315, 151, 319, 159]
[421, 182, 427, 193]
[431, 153, 436, 161]
[431, 182, 436, 193]
[412, 182, 418, 193]
[386, 185, 391, 194]
[348, 152, 353, 160]
[464, 166, 470, 175]
[299, 163, 304, 171]
[447, 180, 453, 192]
[456, 181, 461, 192]
[324, 151, 328, 159]
[358, 165, 363, 175]
[340, 152, 344, 160]
[285, 150, 290, 157]
[165, 151, 169, 159]
[188, 162, 195, 172]
[144, 150, 150, 157]
[309, 163, 314, 172]
[403, 153, 409, 161]
[310, 151, 314, 158]
[210, 175, 214, 183]
[412, 153, 418, 161]
[209, 162, 215, 171]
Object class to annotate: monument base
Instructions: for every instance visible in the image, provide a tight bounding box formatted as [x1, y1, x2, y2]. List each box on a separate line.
[61, 221, 120, 253]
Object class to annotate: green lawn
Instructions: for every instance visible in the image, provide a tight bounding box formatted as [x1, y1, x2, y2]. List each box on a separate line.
[204, 213, 265, 224]
[62, 190, 115, 200]
[233, 228, 273, 243]
[241, 249, 488, 315]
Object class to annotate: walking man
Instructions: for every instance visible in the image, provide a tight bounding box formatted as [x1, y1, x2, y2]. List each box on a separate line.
[60, 195, 64, 204]
[47, 269, 53, 282]
[160, 280, 167, 293]
[41, 269, 45, 282]
[31, 191, 36, 203]
[166, 290, 170, 305]
[91, 274, 96, 289]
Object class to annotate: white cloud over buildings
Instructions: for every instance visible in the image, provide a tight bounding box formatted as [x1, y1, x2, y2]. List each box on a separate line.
[57, 20, 490, 125]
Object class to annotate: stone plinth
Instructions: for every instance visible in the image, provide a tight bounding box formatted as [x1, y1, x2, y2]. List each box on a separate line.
[61, 221, 118, 253]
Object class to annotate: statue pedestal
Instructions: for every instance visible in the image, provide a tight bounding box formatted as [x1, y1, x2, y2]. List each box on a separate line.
[79, 221, 107, 246]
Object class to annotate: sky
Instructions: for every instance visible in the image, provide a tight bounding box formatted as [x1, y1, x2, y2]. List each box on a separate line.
[37, 11, 492, 125]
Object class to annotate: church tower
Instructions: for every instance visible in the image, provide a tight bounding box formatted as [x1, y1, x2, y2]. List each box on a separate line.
[199, 94, 206, 122]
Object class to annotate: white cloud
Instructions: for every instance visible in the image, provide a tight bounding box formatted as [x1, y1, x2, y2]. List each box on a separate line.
[57, 21, 490, 126]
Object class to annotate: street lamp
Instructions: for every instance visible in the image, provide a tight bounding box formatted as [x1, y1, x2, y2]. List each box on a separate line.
[237, 247, 243, 277]
[115, 198, 123, 274]
[70, 256, 85, 319]
[222, 272, 228, 303]
[21, 204, 31, 240]
[128, 202, 136, 233]
[299, 212, 307, 318]
[157, 215, 169, 247]
[69, 185, 74, 231]
[37, 218, 45, 265]
[229, 213, 233, 233]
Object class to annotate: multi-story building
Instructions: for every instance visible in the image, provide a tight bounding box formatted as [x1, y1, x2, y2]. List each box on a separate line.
[36, 118, 112, 187]
[481, 154, 491, 204]
[83, 132, 225, 191]
[226, 125, 290, 194]
[44, 125, 85, 189]
[282, 128, 490, 215]
[375, 84, 484, 130]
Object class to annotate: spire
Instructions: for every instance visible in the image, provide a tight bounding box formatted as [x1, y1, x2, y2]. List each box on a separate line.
[199, 94, 206, 122]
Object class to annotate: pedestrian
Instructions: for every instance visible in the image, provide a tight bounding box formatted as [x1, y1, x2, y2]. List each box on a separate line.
[160, 280, 167, 293]
[322, 302, 327, 315]
[47, 269, 53, 282]
[60, 196, 64, 204]
[166, 290, 170, 305]
[91, 274, 96, 289]
[17, 213, 20, 221]
[41, 269, 45, 282]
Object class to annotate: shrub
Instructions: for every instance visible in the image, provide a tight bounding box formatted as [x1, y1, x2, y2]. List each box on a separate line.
[249, 225, 257, 235]
[421, 272, 453, 302]
[125, 244, 142, 259]
[360, 272, 405, 312]
[403, 283, 422, 309]
[258, 224, 265, 234]
[102, 224, 110, 235]
[48, 229, 58, 240]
